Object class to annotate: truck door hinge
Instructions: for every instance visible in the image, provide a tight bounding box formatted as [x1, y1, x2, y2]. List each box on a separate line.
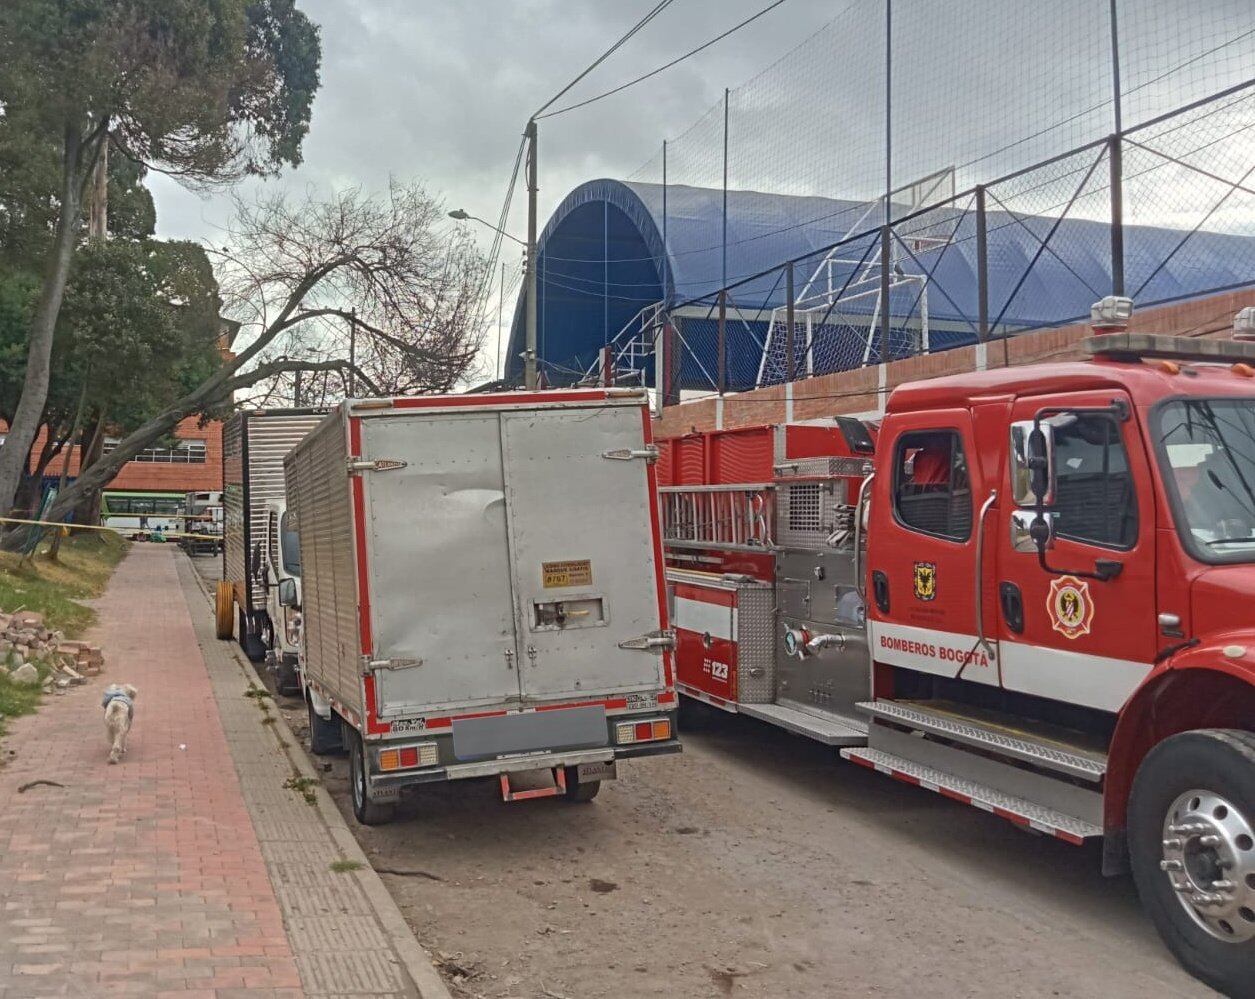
[363, 656, 423, 674]
[618, 628, 676, 652]
[347, 458, 408, 474]
[602, 446, 660, 463]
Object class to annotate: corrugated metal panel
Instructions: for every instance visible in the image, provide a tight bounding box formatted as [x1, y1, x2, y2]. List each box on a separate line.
[675, 437, 705, 485]
[286, 409, 361, 715]
[242, 413, 326, 609]
[712, 428, 773, 484]
[222, 414, 246, 606]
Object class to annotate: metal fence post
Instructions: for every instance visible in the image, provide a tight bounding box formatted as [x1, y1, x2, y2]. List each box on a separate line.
[785, 262, 796, 382]
[976, 185, 989, 340]
[1109, 133, 1125, 296]
[717, 290, 727, 395]
[879, 0, 893, 363]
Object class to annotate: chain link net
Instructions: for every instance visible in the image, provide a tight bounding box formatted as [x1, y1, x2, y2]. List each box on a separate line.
[548, 1, 1255, 393]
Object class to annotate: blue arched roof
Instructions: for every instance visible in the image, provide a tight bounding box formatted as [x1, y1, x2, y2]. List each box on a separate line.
[506, 179, 1255, 387]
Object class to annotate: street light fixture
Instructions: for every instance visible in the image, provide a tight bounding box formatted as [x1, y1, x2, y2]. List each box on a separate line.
[446, 208, 525, 247]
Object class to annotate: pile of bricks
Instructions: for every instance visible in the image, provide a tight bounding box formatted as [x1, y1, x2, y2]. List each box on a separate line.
[0, 610, 104, 692]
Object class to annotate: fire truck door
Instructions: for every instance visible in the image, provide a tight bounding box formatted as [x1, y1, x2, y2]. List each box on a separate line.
[868, 409, 1000, 687]
[995, 390, 1156, 712]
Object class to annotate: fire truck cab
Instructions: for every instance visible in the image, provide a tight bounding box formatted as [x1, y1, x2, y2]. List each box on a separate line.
[661, 302, 1255, 992]
[844, 312, 1255, 993]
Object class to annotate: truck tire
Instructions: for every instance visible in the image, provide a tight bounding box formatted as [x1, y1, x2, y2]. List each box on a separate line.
[238, 610, 266, 663]
[307, 699, 342, 756]
[563, 766, 601, 803]
[348, 726, 395, 826]
[1128, 729, 1255, 998]
[214, 582, 234, 640]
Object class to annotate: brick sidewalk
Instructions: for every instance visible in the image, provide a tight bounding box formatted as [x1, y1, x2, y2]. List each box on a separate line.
[0, 545, 300, 996]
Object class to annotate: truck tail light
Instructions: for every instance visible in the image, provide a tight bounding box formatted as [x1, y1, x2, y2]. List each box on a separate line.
[615, 717, 671, 745]
[377, 742, 438, 772]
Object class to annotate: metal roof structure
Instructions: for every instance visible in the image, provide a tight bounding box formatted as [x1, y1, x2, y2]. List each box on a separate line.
[505, 179, 1255, 389]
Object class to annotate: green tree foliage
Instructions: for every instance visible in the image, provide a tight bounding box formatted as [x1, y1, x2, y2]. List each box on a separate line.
[0, 0, 322, 514]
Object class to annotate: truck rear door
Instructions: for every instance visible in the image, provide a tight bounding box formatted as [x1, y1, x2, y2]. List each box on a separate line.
[501, 403, 666, 702]
[360, 412, 520, 715]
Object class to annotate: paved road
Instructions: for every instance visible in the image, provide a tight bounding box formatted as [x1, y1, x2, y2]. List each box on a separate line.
[189, 554, 1212, 999]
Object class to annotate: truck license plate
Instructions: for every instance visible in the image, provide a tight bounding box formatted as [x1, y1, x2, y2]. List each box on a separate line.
[577, 760, 617, 782]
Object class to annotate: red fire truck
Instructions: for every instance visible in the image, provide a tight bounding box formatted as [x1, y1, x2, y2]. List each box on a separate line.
[660, 301, 1255, 994]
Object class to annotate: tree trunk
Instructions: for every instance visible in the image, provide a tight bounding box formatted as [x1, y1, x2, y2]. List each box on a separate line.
[71, 410, 106, 529]
[0, 123, 97, 514]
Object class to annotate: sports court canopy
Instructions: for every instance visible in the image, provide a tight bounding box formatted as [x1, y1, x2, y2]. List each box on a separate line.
[505, 179, 1255, 389]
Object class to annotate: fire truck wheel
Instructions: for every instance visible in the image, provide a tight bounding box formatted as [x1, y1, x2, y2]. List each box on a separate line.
[307, 699, 343, 756]
[348, 727, 395, 826]
[562, 766, 601, 803]
[1128, 729, 1255, 997]
[214, 582, 234, 640]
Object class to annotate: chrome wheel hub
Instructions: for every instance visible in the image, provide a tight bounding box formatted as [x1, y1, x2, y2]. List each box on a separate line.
[1161, 789, 1255, 943]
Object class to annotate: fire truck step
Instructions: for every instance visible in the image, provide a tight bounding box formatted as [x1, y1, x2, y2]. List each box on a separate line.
[739, 702, 867, 746]
[840, 747, 1103, 845]
[854, 700, 1107, 783]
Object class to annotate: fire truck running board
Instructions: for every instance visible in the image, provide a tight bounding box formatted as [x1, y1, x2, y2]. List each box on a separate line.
[840, 747, 1103, 845]
[739, 703, 867, 746]
[855, 700, 1107, 783]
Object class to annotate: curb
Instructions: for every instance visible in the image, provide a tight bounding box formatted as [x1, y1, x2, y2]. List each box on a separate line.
[187, 559, 452, 999]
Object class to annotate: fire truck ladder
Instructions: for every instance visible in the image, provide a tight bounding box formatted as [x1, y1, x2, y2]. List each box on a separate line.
[660, 484, 775, 551]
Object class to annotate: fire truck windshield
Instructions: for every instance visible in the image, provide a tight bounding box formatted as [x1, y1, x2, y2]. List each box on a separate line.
[1155, 397, 1255, 563]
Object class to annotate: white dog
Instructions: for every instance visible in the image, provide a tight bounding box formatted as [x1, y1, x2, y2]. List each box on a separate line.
[101, 684, 138, 764]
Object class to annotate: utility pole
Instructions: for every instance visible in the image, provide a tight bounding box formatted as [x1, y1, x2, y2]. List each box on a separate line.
[524, 119, 539, 389]
[347, 306, 357, 397]
[497, 261, 506, 381]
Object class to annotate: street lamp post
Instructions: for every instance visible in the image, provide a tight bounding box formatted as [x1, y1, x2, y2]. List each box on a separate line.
[523, 119, 538, 390]
[448, 186, 537, 388]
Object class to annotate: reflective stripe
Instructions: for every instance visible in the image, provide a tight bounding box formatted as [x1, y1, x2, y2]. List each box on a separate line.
[870, 620, 1151, 713]
[674, 596, 736, 642]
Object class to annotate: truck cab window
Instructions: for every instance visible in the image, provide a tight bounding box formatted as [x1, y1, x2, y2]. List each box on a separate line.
[893, 430, 971, 541]
[280, 511, 301, 577]
[1053, 414, 1137, 549]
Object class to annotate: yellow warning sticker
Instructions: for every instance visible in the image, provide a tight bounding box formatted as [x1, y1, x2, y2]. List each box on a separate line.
[542, 559, 593, 588]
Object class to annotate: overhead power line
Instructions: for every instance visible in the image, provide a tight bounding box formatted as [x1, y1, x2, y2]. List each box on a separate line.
[538, 0, 792, 120]
[533, 0, 680, 119]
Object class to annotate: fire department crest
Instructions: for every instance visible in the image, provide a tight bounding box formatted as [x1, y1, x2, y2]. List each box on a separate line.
[912, 562, 937, 602]
[1048, 575, 1094, 640]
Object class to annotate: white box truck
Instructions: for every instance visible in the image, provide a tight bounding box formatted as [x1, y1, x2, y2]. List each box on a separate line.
[216, 409, 326, 674]
[284, 388, 680, 824]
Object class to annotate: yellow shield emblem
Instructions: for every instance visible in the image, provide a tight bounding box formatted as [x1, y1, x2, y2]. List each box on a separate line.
[913, 562, 937, 602]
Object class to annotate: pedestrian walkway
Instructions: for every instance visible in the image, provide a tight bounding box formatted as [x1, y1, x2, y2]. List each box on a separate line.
[0, 545, 444, 998]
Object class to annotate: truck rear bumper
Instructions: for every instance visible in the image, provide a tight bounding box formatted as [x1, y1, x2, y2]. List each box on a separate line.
[368, 739, 682, 793]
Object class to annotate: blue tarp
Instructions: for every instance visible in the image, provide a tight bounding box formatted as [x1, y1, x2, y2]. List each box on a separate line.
[506, 179, 1255, 387]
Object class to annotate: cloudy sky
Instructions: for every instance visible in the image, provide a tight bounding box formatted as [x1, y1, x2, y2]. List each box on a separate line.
[149, 0, 1254, 379]
[151, 0, 843, 248]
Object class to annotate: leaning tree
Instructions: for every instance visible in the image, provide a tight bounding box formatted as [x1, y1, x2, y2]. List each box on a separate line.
[43, 181, 488, 523]
[0, 0, 322, 515]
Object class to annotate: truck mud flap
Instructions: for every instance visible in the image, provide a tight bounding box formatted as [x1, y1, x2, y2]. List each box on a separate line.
[451, 705, 608, 762]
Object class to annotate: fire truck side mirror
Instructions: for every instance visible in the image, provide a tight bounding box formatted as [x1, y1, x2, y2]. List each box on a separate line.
[1010, 509, 1056, 553]
[1009, 420, 1057, 507]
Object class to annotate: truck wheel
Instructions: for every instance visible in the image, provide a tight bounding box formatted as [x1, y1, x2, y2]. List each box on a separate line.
[1128, 729, 1255, 998]
[563, 766, 601, 803]
[348, 727, 395, 826]
[307, 700, 343, 756]
[238, 610, 266, 663]
[214, 582, 234, 640]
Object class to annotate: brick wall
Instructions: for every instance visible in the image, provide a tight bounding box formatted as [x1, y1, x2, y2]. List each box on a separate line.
[654, 289, 1255, 438]
[17, 416, 224, 493]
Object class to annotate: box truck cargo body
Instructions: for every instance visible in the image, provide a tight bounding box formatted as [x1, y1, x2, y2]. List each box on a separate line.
[219, 410, 326, 660]
[285, 389, 679, 823]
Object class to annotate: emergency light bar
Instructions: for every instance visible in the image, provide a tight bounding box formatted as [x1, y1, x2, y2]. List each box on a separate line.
[1083, 332, 1255, 365]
